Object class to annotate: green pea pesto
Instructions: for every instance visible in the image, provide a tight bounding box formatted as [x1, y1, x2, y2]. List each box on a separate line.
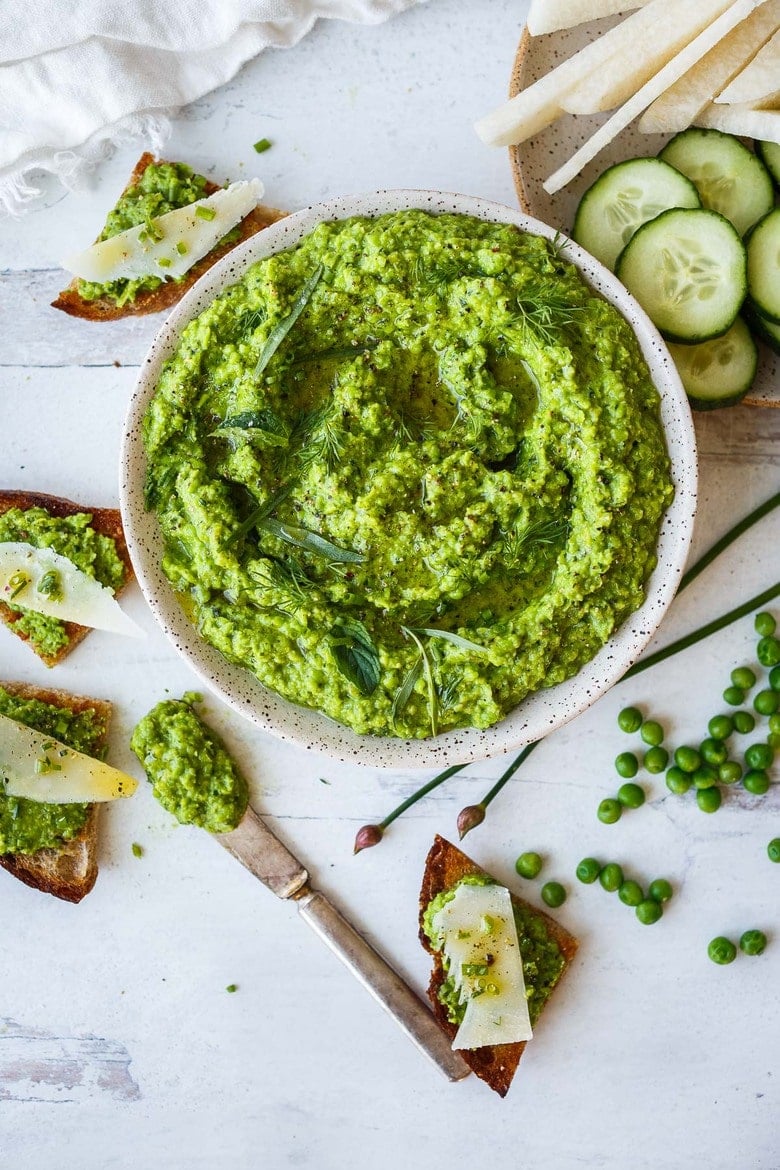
[0, 686, 107, 854]
[130, 695, 248, 833]
[143, 210, 674, 738]
[0, 506, 126, 660]
[77, 161, 240, 308]
[421, 873, 566, 1029]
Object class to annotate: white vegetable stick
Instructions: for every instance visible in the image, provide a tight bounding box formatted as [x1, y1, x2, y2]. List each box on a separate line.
[526, 0, 647, 36]
[640, 0, 780, 132]
[475, 0, 709, 147]
[544, 0, 764, 194]
[562, 0, 749, 113]
[715, 29, 780, 101]
[695, 101, 780, 139]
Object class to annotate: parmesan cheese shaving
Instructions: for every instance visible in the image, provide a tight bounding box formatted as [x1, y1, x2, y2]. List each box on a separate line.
[0, 714, 137, 804]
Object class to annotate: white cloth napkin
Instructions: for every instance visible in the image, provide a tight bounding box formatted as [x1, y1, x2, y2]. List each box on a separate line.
[0, 0, 425, 215]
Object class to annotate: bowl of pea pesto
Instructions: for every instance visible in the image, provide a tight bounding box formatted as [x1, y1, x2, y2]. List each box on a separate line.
[120, 190, 697, 768]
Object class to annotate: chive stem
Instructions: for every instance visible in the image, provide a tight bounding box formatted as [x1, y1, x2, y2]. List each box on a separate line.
[678, 489, 780, 594]
[380, 764, 466, 830]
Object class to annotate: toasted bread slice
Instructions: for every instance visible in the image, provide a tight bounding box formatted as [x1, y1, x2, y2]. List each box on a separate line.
[52, 153, 287, 321]
[419, 835, 578, 1097]
[0, 681, 112, 902]
[0, 489, 134, 667]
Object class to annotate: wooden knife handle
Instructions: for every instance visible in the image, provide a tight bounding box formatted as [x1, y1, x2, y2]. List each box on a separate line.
[296, 888, 470, 1083]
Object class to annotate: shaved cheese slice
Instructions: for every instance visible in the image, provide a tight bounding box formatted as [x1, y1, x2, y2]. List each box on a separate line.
[0, 714, 137, 804]
[695, 100, 780, 138]
[527, 0, 648, 36]
[432, 882, 532, 1050]
[0, 542, 143, 638]
[640, 0, 780, 133]
[62, 178, 264, 284]
[544, 0, 765, 193]
[716, 28, 780, 102]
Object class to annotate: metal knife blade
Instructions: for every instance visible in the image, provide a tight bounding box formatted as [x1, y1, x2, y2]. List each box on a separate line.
[215, 805, 470, 1083]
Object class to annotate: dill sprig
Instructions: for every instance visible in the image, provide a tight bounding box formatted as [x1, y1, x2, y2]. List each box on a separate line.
[502, 516, 569, 573]
[502, 277, 584, 347]
[293, 402, 345, 472]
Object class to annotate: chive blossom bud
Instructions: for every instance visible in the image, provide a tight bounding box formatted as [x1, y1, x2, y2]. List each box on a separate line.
[353, 824, 383, 854]
[457, 803, 486, 840]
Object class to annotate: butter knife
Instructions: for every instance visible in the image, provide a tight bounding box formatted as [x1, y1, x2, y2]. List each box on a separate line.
[217, 805, 470, 1083]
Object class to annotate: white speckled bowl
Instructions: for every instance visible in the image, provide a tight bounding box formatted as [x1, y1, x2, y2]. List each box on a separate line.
[120, 190, 697, 769]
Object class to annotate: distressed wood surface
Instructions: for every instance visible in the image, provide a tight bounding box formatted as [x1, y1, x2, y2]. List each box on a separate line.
[1, 3, 779, 1168]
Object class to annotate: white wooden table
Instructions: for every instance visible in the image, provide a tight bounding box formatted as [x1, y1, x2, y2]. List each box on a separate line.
[1, 3, 778, 1167]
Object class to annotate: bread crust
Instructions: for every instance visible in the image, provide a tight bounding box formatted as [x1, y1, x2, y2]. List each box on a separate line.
[419, 834, 578, 1097]
[0, 681, 112, 902]
[51, 152, 287, 321]
[0, 489, 134, 667]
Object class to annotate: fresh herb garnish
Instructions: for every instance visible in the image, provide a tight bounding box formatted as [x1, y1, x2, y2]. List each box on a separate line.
[402, 626, 438, 736]
[391, 656, 424, 728]
[407, 627, 487, 653]
[293, 401, 345, 472]
[144, 462, 177, 512]
[330, 617, 381, 696]
[253, 138, 272, 153]
[258, 517, 364, 565]
[196, 204, 216, 221]
[131, 842, 144, 858]
[37, 570, 62, 601]
[7, 571, 29, 601]
[502, 516, 569, 572]
[236, 307, 266, 339]
[505, 278, 584, 347]
[230, 482, 296, 545]
[254, 264, 324, 378]
[212, 408, 289, 449]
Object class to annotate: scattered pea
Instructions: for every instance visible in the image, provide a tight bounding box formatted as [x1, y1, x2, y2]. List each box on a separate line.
[640, 720, 664, 747]
[617, 782, 645, 809]
[615, 751, 639, 779]
[767, 838, 780, 863]
[718, 761, 742, 785]
[697, 787, 722, 813]
[644, 746, 668, 773]
[700, 738, 728, 767]
[693, 766, 718, 790]
[755, 612, 777, 637]
[731, 666, 756, 691]
[733, 711, 756, 734]
[708, 936, 736, 965]
[708, 714, 733, 741]
[666, 766, 692, 795]
[541, 881, 566, 909]
[515, 851, 543, 879]
[576, 857, 601, 884]
[757, 636, 780, 668]
[618, 706, 643, 733]
[636, 899, 662, 925]
[723, 686, 745, 707]
[754, 689, 779, 717]
[598, 798, 623, 825]
[769, 667, 780, 694]
[739, 929, 767, 956]
[618, 879, 644, 907]
[743, 769, 770, 796]
[648, 878, 673, 903]
[674, 746, 701, 774]
[226, 983, 238, 993]
[770, 713, 780, 734]
[770, 732, 780, 750]
[745, 742, 774, 771]
[599, 862, 624, 892]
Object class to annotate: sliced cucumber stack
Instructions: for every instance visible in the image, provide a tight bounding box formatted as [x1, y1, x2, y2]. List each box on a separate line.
[667, 319, 758, 411]
[747, 309, 780, 357]
[755, 140, 780, 188]
[572, 158, 700, 271]
[660, 128, 774, 237]
[746, 208, 780, 326]
[615, 208, 747, 343]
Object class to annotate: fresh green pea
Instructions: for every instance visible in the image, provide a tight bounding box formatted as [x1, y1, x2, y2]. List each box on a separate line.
[648, 878, 673, 903]
[700, 738, 728, 767]
[757, 636, 780, 668]
[767, 838, 780, 863]
[769, 713, 780, 734]
[636, 899, 663, 925]
[745, 742, 774, 770]
[708, 714, 733, 741]
[697, 787, 722, 813]
[693, 766, 718, 790]
[618, 706, 642, 733]
[723, 686, 745, 706]
[769, 733, 780, 750]
[541, 881, 566, 908]
[754, 689, 779, 717]
[769, 667, 780, 694]
[599, 863, 624, 892]
[675, 746, 701, 774]
[731, 666, 756, 691]
[718, 761, 742, 785]
[739, 929, 767, 956]
[743, 769, 770, 796]
[576, 857, 601, 884]
[708, 936, 736, 964]
[640, 720, 664, 747]
[666, 766, 692, 795]
[755, 612, 777, 637]
[617, 782, 645, 809]
[598, 798, 622, 825]
[515, 851, 543, 879]
[733, 711, 756, 734]
[644, 746, 669, 773]
[615, 752, 639, 779]
[618, 880, 644, 907]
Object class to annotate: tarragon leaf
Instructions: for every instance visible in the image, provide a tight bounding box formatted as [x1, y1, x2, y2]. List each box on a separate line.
[391, 655, 423, 727]
[254, 264, 324, 378]
[213, 409, 288, 448]
[330, 617, 380, 696]
[259, 517, 364, 564]
[409, 627, 488, 654]
[401, 627, 438, 737]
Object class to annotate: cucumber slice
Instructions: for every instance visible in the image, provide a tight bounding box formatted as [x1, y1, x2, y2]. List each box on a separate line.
[667, 318, 757, 411]
[746, 302, 780, 356]
[615, 208, 747, 343]
[746, 208, 780, 325]
[756, 140, 780, 188]
[660, 128, 774, 237]
[573, 158, 701, 272]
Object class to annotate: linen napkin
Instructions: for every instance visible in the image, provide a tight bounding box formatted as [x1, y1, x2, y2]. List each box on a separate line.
[0, 0, 425, 215]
